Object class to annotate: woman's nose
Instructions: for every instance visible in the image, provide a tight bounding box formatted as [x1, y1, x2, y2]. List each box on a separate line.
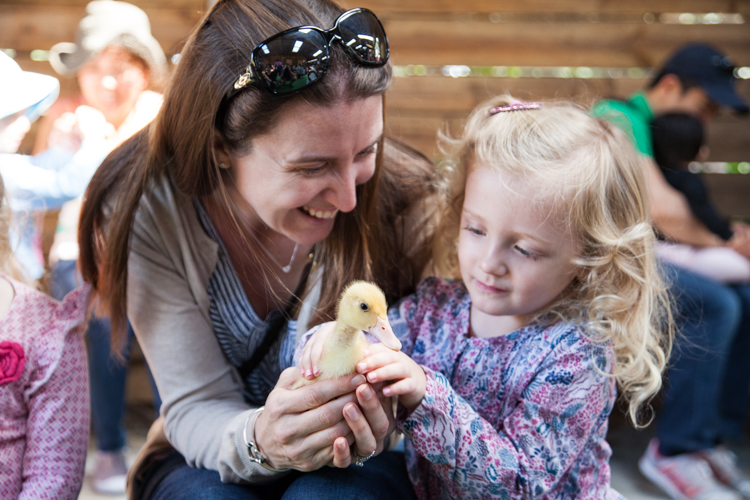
[330, 167, 358, 213]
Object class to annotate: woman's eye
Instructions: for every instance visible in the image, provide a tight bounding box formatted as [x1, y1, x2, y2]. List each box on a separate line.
[298, 165, 326, 176]
[358, 145, 377, 157]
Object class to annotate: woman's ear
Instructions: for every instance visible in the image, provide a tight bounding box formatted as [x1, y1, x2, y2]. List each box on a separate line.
[213, 130, 231, 169]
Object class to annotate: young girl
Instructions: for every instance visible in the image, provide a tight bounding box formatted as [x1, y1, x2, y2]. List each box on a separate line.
[0, 76, 91, 498]
[299, 96, 673, 498]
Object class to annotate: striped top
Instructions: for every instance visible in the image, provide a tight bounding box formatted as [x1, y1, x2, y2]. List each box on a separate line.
[194, 200, 297, 406]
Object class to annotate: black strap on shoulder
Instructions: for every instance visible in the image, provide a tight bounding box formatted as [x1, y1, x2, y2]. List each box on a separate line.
[237, 263, 311, 380]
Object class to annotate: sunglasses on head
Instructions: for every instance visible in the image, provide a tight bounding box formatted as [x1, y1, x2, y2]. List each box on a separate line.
[226, 8, 388, 100]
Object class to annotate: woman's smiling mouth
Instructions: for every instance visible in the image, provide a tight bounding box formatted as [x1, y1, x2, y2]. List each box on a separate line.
[300, 206, 339, 219]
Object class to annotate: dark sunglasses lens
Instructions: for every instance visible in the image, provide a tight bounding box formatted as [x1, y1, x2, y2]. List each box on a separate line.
[253, 30, 328, 95]
[337, 11, 388, 65]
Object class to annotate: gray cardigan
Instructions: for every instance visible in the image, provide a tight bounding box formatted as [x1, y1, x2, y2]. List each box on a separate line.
[127, 176, 320, 483]
[126, 148, 436, 488]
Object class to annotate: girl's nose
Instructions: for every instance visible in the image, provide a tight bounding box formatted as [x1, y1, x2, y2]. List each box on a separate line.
[480, 249, 508, 277]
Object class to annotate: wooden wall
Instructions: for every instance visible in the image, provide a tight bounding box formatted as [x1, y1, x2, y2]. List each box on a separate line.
[1, 0, 749, 214]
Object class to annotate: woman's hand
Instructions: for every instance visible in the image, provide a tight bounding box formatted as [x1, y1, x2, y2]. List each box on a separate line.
[298, 321, 336, 381]
[357, 342, 427, 411]
[331, 380, 397, 468]
[254, 366, 364, 471]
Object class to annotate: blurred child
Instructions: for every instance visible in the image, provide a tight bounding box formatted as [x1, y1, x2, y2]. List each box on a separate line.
[651, 113, 750, 283]
[34, 1, 166, 494]
[0, 65, 90, 499]
[300, 96, 673, 499]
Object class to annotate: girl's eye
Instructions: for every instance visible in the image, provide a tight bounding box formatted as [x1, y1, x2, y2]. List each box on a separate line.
[462, 225, 484, 236]
[515, 245, 539, 260]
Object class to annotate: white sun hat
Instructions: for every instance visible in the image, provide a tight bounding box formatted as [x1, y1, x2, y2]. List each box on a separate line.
[0, 52, 60, 122]
[49, 0, 167, 83]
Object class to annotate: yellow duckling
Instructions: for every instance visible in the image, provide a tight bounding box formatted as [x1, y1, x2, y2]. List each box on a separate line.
[293, 281, 401, 388]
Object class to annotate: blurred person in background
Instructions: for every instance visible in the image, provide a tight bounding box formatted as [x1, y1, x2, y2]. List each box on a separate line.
[32, 0, 166, 494]
[594, 43, 750, 500]
[651, 112, 750, 283]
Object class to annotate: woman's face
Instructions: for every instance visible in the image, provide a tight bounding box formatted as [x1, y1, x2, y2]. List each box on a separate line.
[77, 47, 149, 127]
[225, 95, 383, 245]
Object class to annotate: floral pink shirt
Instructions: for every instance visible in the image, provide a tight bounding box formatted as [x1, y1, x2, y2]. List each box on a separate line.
[0, 279, 90, 500]
[390, 278, 626, 500]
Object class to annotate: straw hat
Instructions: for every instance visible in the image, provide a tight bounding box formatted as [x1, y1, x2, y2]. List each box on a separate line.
[0, 52, 60, 121]
[49, 0, 167, 82]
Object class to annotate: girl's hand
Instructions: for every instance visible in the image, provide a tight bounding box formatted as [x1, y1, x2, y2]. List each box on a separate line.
[356, 343, 426, 411]
[298, 321, 336, 381]
[254, 366, 364, 471]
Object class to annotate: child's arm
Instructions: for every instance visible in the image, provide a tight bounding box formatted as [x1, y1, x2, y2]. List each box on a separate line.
[19, 327, 89, 499]
[393, 335, 616, 499]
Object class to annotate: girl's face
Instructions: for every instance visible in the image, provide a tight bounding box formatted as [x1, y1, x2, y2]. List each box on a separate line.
[458, 165, 580, 333]
[77, 47, 149, 127]
[223, 95, 383, 246]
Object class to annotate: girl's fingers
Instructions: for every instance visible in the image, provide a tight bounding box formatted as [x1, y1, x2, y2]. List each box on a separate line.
[310, 334, 325, 378]
[381, 378, 416, 397]
[356, 351, 399, 374]
[364, 361, 411, 384]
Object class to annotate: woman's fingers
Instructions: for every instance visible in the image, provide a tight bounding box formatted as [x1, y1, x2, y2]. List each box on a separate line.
[343, 401, 378, 458]
[276, 367, 362, 413]
[331, 436, 352, 468]
[354, 383, 393, 452]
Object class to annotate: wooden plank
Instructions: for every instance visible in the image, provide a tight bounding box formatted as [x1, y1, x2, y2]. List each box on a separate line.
[349, 0, 738, 14]
[702, 174, 750, 217]
[0, 0, 204, 10]
[4, 0, 738, 14]
[384, 20, 750, 67]
[387, 77, 750, 113]
[384, 107, 750, 163]
[0, 5, 200, 55]
[386, 76, 646, 113]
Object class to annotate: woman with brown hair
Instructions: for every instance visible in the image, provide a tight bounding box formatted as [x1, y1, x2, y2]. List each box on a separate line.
[78, 0, 436, 498]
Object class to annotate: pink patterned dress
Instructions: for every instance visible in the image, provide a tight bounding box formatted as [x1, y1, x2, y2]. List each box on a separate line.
[0, 278, 90, 500]
[390, 278, 626, 500]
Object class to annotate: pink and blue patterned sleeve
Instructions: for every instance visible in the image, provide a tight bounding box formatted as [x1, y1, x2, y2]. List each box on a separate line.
[398, 338, 615, 499]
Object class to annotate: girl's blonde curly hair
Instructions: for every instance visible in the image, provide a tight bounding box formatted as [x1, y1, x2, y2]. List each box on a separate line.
[0, 175, 32, 285]
[434, 95, 674, 426]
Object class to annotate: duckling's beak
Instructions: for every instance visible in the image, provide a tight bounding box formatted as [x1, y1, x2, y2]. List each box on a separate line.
[368, 316, 401, 351]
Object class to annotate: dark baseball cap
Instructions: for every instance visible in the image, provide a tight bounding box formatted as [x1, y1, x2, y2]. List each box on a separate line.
[661, 43, 748, 113]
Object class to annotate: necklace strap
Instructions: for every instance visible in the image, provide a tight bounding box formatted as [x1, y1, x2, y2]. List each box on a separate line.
[247, 228, 299, 273]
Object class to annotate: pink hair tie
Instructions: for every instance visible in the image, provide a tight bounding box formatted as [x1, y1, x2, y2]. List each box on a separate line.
[489, 100, 543, 115]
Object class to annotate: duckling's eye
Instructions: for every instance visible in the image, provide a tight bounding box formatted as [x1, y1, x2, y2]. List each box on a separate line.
[359, 302, 369, 312]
